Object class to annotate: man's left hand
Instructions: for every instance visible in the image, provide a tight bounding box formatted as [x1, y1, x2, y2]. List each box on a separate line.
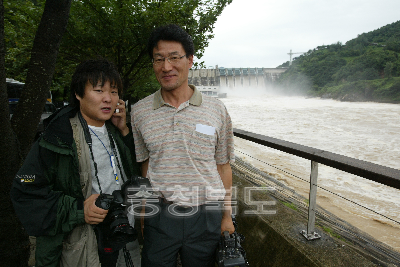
[111, 100, 129, 136]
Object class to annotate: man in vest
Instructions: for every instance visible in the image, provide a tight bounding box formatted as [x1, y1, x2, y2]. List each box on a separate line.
[11, 58, 141, 266]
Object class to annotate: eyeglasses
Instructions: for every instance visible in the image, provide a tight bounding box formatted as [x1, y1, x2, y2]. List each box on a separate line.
[152, 54, 187, 66]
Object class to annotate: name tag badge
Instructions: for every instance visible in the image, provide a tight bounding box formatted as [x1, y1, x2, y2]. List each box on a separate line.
[195, 124, 215, 136]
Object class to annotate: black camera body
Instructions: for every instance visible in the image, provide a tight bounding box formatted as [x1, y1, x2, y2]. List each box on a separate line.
[94, 175, 155, 254]
[122, 175, 156, 203]
[216, 216, 249, 267]
[95, 189, 137, 254]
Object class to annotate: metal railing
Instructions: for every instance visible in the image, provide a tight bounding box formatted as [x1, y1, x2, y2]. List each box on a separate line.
[233, 128, 400, 240]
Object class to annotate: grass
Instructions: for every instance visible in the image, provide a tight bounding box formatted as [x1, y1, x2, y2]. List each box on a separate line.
[322, 226, 346, 241]
[281, 201, 298, 211]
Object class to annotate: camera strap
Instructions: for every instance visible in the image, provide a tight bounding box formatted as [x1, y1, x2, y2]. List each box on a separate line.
[78, 111, 126, 194]
[89, 127, 120, 185]
[78, 111, 104, 194]
[123, 246, 134, 267]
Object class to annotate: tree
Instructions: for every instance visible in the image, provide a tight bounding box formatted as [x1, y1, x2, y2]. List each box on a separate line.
[6, 0, 233, 104]
[0, 0, 72, 265]
[386, 36, 400, 53]
[61, 0, 233, 101]
[1, 0, 232, 264]
[384, 62, 394, 78]
[4, 1, 43, 83]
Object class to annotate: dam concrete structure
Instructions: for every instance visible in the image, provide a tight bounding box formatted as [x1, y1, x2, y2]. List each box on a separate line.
[188, 66, 288, 97]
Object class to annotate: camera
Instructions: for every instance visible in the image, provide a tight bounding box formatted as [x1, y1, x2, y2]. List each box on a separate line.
[94, 175, 155, 254]
[95, 189, 137, 254]
[122, 174, 159, 216]
[121, 175, 156, 202]
[216, 216, 249, 267]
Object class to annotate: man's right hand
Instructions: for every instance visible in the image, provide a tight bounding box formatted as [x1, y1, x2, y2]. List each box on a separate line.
[84, 194, 108, 224]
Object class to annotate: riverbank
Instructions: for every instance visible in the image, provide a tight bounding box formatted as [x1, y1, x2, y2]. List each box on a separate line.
[311, 77, 400, 103]
[232, 157, 400, 266]
[234, 137, 400, 253]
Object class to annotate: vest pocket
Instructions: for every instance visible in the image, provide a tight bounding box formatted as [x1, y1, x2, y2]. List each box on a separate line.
[61, 224, 100, 267]
[61, 225, 88, 266]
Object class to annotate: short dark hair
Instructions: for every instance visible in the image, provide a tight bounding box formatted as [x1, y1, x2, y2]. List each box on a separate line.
[70, 58, 123, 109]
[147, 24, 194, 59]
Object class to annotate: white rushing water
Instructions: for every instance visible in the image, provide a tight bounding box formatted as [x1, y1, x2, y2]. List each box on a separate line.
[219, 88, 400, 251]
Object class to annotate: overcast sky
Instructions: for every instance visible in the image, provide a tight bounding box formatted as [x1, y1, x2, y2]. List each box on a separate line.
[197, 0, 400, 68]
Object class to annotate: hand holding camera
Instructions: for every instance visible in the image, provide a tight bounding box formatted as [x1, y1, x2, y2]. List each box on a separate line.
[95, 190, 137, 253]
[216, 215, 249, 267]
[84, 194, 108, 224]
[93, 175, 154, 254]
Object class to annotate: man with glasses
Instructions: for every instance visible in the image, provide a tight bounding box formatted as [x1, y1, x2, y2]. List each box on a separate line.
[131, 24, 235, 267]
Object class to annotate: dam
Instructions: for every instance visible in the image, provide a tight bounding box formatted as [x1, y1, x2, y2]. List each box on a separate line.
[188, 66, 288, 97]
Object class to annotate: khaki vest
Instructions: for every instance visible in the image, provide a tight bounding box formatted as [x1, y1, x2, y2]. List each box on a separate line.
[60, 114, 101, 267]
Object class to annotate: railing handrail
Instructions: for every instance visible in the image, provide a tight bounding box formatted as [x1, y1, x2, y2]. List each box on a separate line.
[233, 128, 400, 190]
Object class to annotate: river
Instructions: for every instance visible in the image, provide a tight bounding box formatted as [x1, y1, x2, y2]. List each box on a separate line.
[219, 88, 400, 252]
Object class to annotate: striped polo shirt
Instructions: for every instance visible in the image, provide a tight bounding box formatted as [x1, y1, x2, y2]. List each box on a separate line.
[131, 85, 235, 206]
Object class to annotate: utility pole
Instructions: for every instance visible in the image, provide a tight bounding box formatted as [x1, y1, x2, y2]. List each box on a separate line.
[287, 49, 306, 66]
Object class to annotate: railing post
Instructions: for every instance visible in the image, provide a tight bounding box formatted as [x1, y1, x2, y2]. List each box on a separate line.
[301, 160, 321, 240]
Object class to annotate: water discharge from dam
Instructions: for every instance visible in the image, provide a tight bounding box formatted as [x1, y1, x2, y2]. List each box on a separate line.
[219, 88, 400, 252]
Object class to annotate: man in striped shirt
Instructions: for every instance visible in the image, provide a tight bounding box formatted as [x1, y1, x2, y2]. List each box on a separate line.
[131, 24, 235, 267]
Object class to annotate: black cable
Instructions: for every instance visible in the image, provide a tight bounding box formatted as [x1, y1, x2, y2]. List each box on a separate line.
[78, 111, 103, 194]
[123, 246, 134, 267]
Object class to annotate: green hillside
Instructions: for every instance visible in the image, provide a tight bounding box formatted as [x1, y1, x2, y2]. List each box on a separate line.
[277, 20, 400, 103]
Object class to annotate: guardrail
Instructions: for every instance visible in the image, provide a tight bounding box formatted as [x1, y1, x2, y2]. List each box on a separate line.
[233, 128, 400, 240]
